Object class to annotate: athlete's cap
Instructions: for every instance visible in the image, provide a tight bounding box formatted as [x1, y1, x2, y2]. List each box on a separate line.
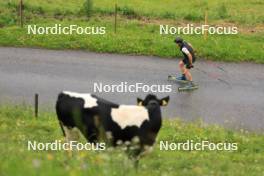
[174, 37, 183, 43]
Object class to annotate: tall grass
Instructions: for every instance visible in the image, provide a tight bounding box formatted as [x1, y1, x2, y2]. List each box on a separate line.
[1, 0, 263, 24]
[0, 17, 263, 63]
[0, 106, 264, 175]
[83, 0, 93, 17]
[0, 0, 263, 62]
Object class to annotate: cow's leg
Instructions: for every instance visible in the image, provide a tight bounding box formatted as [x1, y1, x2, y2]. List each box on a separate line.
[85, 123, 98, 143]
[62, 125, 80, 143]
[82, 113, 100, 143]
[61, 125, 80, 157]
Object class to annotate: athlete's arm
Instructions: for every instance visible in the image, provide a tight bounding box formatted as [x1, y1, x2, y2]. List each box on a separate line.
[182, 47, 193, 64]
[187, 53, 193, 64]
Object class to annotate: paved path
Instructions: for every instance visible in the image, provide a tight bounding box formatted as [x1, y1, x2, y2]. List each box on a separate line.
[0, 47, 263, 132]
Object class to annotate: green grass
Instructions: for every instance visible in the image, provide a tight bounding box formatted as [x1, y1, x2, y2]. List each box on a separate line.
[0, 0, 263, 63]
[1, 0, 264, 24]
[0, 17, 263, 63]
[1, 105, 264, 176]
[95, 0, 264, 25]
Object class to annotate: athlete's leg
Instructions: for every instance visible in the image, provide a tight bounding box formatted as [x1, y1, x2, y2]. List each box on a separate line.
[177, 60, 187, 80]
[185, 69, 192, 81]
[178, 60, 185, 74]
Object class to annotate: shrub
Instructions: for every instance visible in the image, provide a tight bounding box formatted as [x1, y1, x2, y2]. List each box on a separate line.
[217, 3, 229, 19]
[117, 6, 138, 18]
[0, 14, 16, 27]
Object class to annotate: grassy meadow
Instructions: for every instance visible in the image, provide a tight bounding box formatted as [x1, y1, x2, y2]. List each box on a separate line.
[1, 0, 264, 24]
[0, 0, 263, 62]
[0, 106, 264, 176]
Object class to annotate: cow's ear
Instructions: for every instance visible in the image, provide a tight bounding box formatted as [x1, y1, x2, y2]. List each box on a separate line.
[160, 96, 170, 106]
[137, 98, 143, 106]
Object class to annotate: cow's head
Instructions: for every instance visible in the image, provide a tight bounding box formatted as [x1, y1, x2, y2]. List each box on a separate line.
[137, 94, 170, 108]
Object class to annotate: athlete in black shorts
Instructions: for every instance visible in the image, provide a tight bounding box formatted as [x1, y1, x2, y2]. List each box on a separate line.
[174, 37, 196, 87]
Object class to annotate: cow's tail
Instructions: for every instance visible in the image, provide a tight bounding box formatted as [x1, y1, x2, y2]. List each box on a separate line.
[58, 121, 66, 137]
[56, 93, 66, 137]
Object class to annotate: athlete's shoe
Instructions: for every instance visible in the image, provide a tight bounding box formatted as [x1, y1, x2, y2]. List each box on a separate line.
[185, 81, 196, 88]
[176, 75, 187, 81]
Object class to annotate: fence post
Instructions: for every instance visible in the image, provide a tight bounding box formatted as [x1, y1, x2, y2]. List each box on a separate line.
[35, 94, 38, 118]
[204, 10, 208, 40]
[114, 3, 117, 33]
[19, 0, 23, 28]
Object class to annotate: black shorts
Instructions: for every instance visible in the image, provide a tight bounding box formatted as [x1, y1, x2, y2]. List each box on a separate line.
[183, 57, 195, 66]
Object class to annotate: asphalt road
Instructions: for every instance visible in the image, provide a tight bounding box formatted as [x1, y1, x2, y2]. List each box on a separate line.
[0, 47, 263, 132]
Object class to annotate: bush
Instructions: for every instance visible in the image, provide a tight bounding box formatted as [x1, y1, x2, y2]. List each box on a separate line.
[83, 0, 93, 17]
[117, 6, 138, 18]
[217, 3, 229, 19]
[0, 14, 16, 27]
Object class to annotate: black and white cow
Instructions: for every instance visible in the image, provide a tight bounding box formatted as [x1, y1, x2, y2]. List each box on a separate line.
[56, 91, 169, 154]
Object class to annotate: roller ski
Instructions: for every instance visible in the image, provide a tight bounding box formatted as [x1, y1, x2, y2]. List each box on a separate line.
[178, 81, 198, 92]
[168, 74, 189, 84]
